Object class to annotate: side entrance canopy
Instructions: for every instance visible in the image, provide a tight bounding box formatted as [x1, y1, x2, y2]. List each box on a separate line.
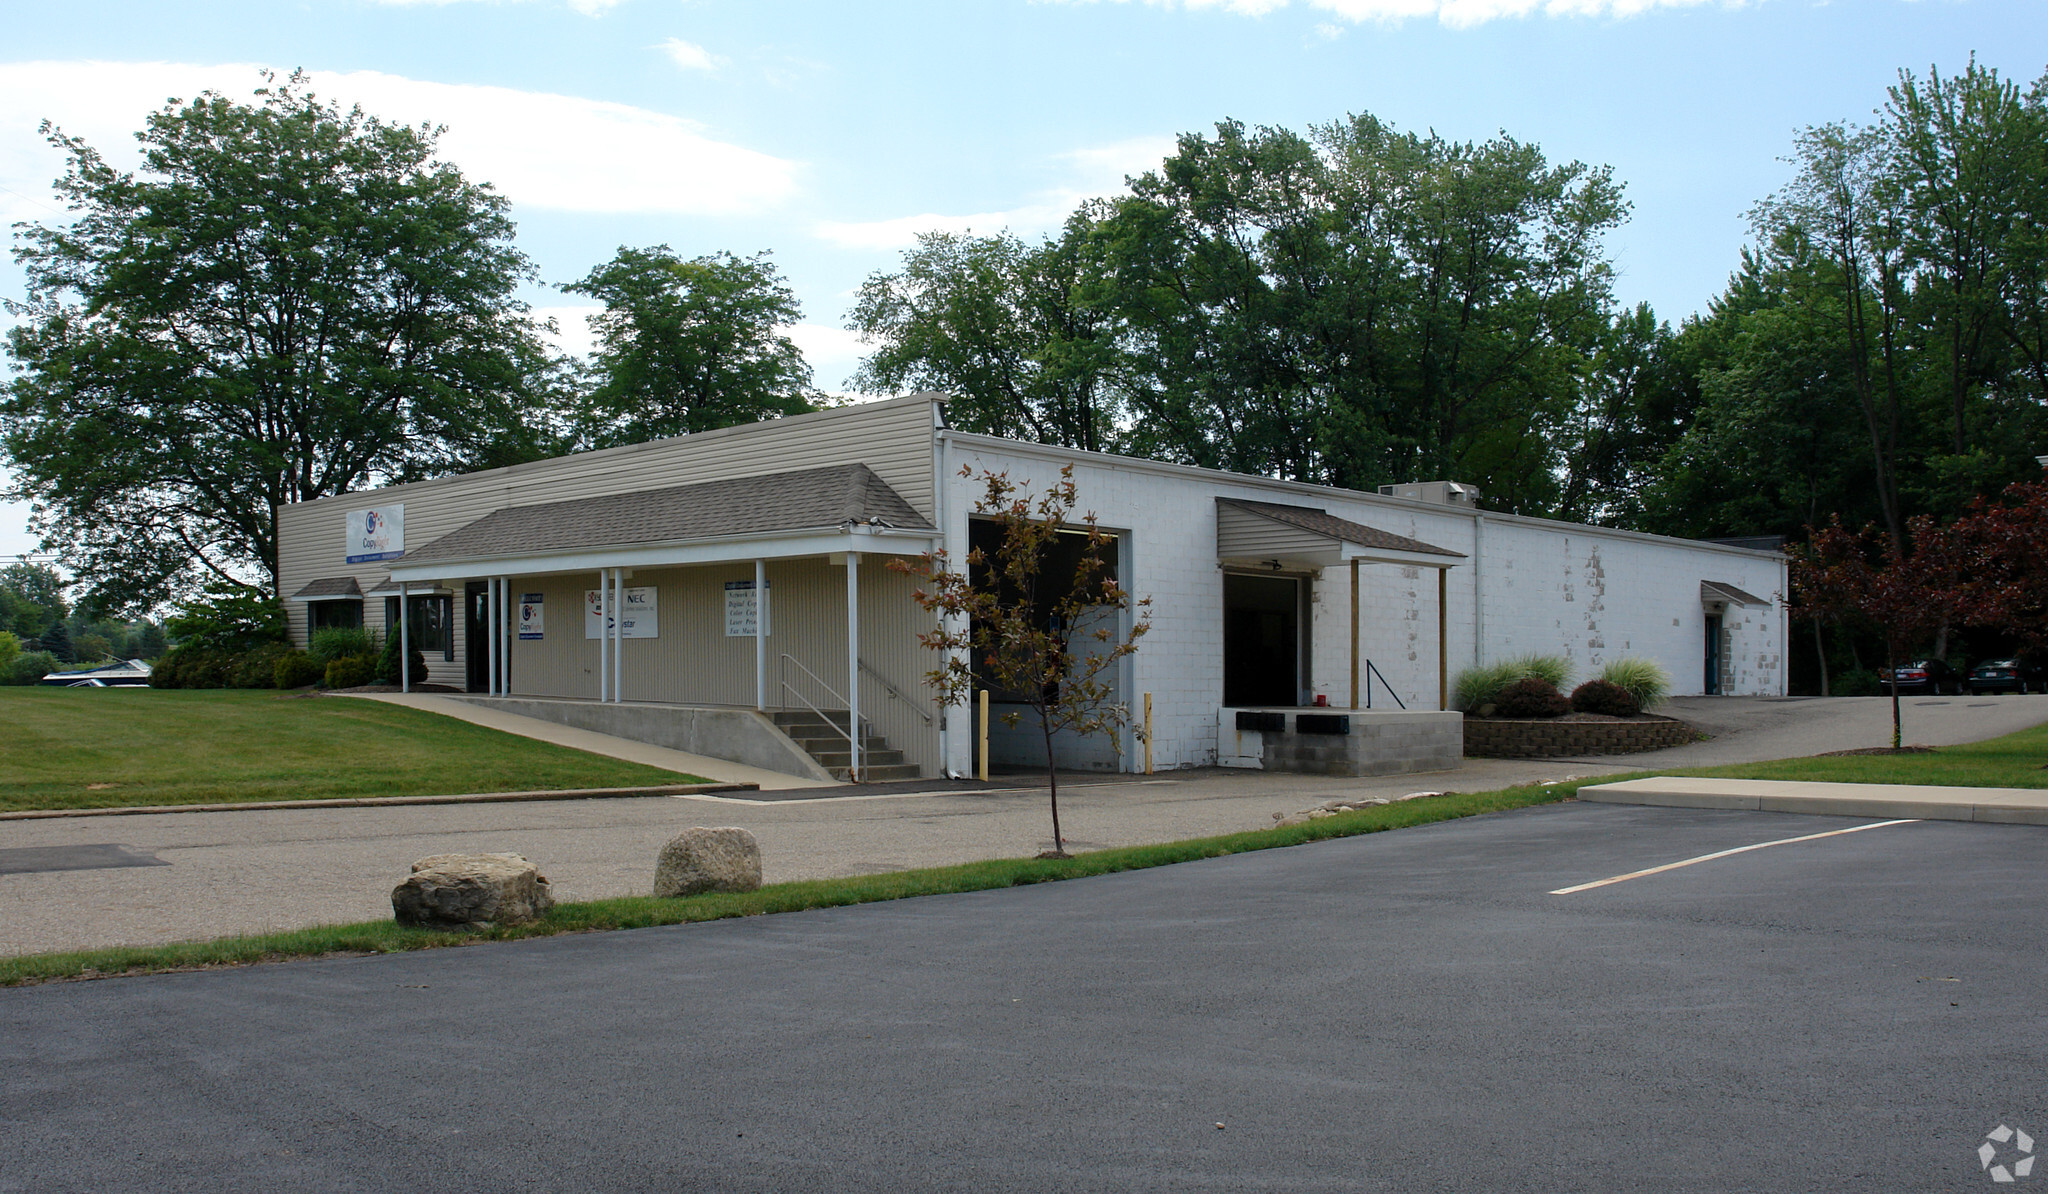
[1215, 498, 1465, 710]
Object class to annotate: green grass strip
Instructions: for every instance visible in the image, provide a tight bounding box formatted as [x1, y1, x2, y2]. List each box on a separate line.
[0, 779, 1581, 987]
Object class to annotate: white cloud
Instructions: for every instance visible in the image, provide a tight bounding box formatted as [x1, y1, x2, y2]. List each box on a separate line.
[813, 135, 1174, 250]
[1037, 0, 1729, 26]
[531, 304, 604, 360]
[0, 61, 799, 220]
[655, 38, 723, 72]
[782, 322, 870, 384]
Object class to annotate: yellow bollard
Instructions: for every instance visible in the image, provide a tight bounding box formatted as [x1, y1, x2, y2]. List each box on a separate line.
[978, 689, 990, 782]
[1143, 692, 1153, 775]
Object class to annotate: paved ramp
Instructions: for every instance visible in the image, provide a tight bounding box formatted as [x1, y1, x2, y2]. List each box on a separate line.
[1580, 776, 2048, 824]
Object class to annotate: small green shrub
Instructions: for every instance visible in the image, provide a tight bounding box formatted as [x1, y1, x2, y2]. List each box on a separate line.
[1571, 678, 1641, 717]
[4, 650, 58, 686]
[323, 654, 378, 690]
[1495, 676, 1571, 718]
[1452, 654, 1572, 711]
[377, 635, 428, 686]
[273, 650, 325, 690]
[149, 645, 234, 689]
[308, 626, 374, 664]
[1834, 668, 1882, 697]
[1598, 656, 1671, 709]
[231, 642, 294, 689]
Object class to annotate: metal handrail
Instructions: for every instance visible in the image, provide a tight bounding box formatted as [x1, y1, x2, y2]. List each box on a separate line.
[1365, 660, 1408, 710]
[860, 658, 934, 726]
[778, 654, 857, 752]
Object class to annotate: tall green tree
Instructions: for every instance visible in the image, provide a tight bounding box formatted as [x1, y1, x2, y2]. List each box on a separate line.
[2, 73, 557, 613]
[564, 246, 815, 449]
[850, 223, 1120, 451]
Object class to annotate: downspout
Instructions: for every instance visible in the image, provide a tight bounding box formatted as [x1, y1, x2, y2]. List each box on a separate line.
[1471, 511, 1485, 668]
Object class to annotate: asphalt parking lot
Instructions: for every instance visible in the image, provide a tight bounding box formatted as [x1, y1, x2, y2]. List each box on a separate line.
[3, 800, 2042, 1192]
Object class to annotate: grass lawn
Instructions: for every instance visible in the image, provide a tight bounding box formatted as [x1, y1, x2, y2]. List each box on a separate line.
[1662, 720, 2048, 789]
[0, 688, 704, 811]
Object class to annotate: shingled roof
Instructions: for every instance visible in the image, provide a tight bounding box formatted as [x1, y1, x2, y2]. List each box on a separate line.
[289, 576, 364, 600]
[403, 463, 933, 565]
[1217, 498, 1465, 560]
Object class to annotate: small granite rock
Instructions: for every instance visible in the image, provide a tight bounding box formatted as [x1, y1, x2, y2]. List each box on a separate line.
[654, 827, 763, 898]
[392, 852, 553, 928]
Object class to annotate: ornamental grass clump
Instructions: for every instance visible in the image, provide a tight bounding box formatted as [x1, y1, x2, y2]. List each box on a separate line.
[1494, 677, 1571, 718]
[1571, 678, 1641, 718]
[1452, 654, 1572, 712]
[1598, 657, 1671, 709]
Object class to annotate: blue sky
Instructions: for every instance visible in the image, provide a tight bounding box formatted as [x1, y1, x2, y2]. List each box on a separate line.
[1, 0, 2043, 562]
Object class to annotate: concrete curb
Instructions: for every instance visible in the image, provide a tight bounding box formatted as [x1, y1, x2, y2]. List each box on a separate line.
[1579, 776, 2048, 826]
[0, 782, 760, 822]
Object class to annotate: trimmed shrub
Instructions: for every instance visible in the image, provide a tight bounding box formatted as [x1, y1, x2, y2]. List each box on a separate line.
[5, 650, 58, 686]
[1834, 668, 1882, 697]
[377, 635, 428, 687]
[274, 649, 325, 690]
[1453, 654, 1573, 711]
[149, 645, 234, 689]
[231, 642, 294, 689]
[1571, 678, 1642, 717]
[1598, 657, 1671, 709]
[308, 626, 374, 664]
[323, 654, 378, 690]
[1494, 676, 1571, 719]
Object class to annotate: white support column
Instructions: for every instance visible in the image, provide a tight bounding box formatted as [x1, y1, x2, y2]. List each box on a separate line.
[845, 551, 861, 782]
[597, 569, 608, 703]
[612, 568, 624, 703]
[488, 576, 501, 697]
[398, 582, 410, 694]
[754, 558, 767, 712]
[497, 577, 510, 696]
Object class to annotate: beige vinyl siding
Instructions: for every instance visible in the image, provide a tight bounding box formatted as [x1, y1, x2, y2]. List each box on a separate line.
[502, 557, 941, 774]
[1215, 502, 1332, 561]
[276, 395, 941, 687]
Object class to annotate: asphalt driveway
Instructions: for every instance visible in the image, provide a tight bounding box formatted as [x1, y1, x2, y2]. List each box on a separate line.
[3, 801, 2042, 1192]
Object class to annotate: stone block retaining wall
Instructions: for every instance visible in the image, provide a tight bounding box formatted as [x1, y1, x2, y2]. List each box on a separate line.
[1462, 715, 1696, 759]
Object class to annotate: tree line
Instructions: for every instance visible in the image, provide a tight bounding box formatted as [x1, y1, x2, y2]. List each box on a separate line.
[5, 63, 2045, 683]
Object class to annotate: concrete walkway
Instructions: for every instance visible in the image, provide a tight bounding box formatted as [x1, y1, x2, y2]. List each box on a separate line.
[348, 692, 837, 791]
[1581, 775, 2048, 824]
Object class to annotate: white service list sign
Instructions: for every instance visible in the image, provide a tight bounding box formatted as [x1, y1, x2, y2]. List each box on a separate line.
[724, 579, 769, 637]
[518, 593, 544, 640]
[584, 586, 658, 639]
[344, 504, 404, 563]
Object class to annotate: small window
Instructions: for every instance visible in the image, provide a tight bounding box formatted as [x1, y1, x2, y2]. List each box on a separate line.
[309, 600, 363, 633]
[384, 594, 455, 661]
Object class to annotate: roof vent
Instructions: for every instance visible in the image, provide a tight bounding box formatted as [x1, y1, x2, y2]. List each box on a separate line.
[1378, 481, 1481, 507]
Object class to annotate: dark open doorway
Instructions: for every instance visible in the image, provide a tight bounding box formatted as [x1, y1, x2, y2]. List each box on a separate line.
[1224, 572, 1301, 706]
[464, 582, 497, 694]
[1703, 612, 1723, 695]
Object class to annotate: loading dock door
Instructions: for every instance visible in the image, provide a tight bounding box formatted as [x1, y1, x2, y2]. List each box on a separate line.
[1224, 573, 1300, 707]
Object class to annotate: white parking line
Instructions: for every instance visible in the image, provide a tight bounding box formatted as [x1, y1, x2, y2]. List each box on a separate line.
[1549, 819, 1923, 895]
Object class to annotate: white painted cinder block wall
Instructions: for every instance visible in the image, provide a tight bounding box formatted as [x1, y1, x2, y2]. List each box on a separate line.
[937, 435, 1786, 776]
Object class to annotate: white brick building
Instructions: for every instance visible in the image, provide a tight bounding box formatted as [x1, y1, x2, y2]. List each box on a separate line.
[276, 395, 1786, 780]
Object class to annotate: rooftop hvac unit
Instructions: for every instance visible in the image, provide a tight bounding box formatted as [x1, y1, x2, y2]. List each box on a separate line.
[1377, 481, 1481, 507]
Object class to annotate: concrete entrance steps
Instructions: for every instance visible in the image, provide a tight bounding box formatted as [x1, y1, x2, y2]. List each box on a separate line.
[1580, 776, 2048, 825]
[771, 710, 920, 782]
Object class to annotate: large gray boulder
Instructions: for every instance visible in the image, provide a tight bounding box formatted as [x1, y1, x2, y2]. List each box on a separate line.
[392, 852, 554, 927]
[654, 827, 762, 898]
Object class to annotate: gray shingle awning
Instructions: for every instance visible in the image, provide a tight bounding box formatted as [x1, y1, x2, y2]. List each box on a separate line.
[1702, 580, 1770, 607]
[289, 577, 363, 601]
[403, 463, 935, 568]
[1216, 498, 1464, 569]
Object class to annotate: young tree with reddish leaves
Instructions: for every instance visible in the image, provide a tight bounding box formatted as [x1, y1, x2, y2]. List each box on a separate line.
[892, 465, 1151, 857]
[1790, 515, 1969, 748]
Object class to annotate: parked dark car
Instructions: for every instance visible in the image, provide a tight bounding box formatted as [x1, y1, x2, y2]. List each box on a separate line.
[1876, 659, 1965, 695]
[1968, 658, 2045, 695]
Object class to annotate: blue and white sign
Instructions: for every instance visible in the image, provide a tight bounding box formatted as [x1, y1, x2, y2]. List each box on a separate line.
[518, 593, 545, 640]
[724, 579, 770, 637]
[584, 586, 658, 639]
[345, 504, 404, 563]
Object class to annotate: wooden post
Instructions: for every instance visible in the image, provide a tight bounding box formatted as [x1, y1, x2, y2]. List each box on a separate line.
[1349, 558, 1360, 710]
[1438, 567, 1449, 711]
[978, 689, 990, 782]
[1143, 692, 1153, 775]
